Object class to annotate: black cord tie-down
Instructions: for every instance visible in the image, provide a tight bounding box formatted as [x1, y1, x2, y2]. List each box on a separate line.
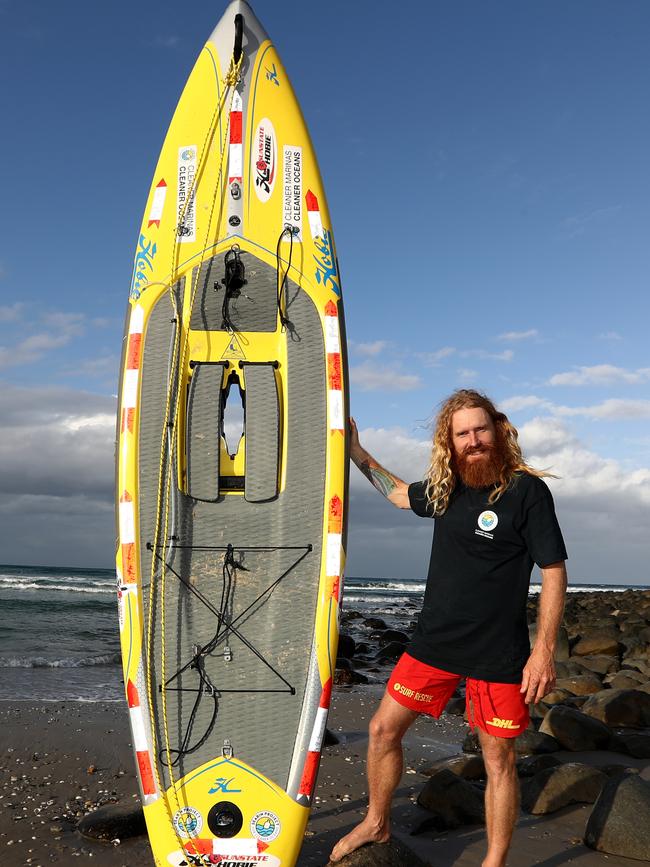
[146, 541, 312, 766]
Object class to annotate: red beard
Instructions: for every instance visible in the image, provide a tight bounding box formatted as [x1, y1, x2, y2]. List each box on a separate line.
[453, 439, 507, 489]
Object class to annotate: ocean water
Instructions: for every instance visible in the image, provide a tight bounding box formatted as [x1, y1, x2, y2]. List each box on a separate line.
[0, 564, 647, 702]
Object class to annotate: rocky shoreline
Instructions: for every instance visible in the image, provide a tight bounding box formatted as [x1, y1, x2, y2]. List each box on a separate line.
[1, 588, 649, 865]
[330, 588, 650, 864]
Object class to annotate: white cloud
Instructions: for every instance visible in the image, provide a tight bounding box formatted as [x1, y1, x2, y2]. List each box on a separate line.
[497, 329, 538, 342]
[457, 368, 478, 382]
[501, 393, 650, 421]
[549, 364, 650, 386]
[462, 348, 514, 362]
[0, 303, 22, 322]
[351, 340, 389, 357]
[417, 347, 456, 366]
[350, 362, 421, 392]
[559, 205, 622, 239]
[598, 331, 622, 341]
[0, 312, 86, 369]
[557, 399, 650, 420]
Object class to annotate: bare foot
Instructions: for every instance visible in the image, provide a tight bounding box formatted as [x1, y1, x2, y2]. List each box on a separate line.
[329, 817, 390, 863]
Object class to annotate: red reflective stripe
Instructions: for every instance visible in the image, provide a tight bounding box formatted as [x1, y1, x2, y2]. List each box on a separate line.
[328, 496, 342, 533]
[126, 333, 142, 370]
[324, 299, 337, 317]
[298, 751, 320, 796]
[332, 576, 340, 601]
[121, 543, 136, 583]
[121, 408, 135, 433]
[306, 190, 319, 211]
[327, 353, 342, 390]
[320, 677, 333, 709]
[136, 750, 156, 794]
[230, 111, 242, 143]
[126, 679, 139, 708]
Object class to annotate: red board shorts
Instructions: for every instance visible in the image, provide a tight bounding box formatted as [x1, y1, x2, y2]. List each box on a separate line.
[387, 652, 529, 738]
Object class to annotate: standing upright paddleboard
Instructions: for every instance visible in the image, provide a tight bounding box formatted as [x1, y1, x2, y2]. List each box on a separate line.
[115, 3, 348, 864]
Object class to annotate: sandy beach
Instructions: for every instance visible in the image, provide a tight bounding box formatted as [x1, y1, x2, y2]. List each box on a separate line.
[2, 685, 648, 866]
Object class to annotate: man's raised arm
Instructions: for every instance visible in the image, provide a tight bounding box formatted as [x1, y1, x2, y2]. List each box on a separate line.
[349, 417, 411, 509]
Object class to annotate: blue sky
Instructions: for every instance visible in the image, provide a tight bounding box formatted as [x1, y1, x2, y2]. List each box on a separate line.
[0, 1, 648, 583]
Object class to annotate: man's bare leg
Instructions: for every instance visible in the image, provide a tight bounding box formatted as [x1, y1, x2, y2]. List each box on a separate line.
[329, 692, 419, 862]
[478, 729, 519, 867]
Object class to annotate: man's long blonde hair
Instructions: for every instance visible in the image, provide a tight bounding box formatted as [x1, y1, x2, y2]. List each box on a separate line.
[424, 389, 550, 515]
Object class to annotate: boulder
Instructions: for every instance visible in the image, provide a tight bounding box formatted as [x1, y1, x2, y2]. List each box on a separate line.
[539, 705, 611, 751]
[540, 688, 574, 706]
[78, 803, 146, 841]
[521, 763, 607, 815]
[581, 688, 650, 728]
[443, 696, 466, 716]
[363, 617, 387, 630]
[422, 753, 485, 781]
[608, 728, 650, 759]
[604, 670, 649, 691]
[416, 768, 485, 829]
[572, 627, 621, 657]
[555, 673, 603, 696]
[373, 641, 407, 662]
[584, 774, 650, 860]
[516, 754, 562, 778]
[325, 838, 428, 867]
[337, 633, 356, 660]
[576, 654, 619, 676]
[334, 659, 369, 685]
[514, 729, 560, 756]
[378, 629, 410, 645]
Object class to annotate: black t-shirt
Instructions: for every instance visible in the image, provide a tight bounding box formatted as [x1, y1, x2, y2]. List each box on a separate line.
[407, 473, 567, 683]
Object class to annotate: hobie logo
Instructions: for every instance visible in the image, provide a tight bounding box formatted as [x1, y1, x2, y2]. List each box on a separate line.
[253, 118, 277, 202]
[208, 776, 241, 794]
[486, 717, 519, 730]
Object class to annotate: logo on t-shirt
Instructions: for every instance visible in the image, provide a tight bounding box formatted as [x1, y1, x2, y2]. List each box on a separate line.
[476, 510, 498, 539]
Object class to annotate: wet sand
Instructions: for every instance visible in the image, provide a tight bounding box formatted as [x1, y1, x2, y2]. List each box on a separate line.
[2, 689, 647, 866]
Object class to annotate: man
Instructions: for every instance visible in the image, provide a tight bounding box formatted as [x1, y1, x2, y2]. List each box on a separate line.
[330, 389, 567, 867]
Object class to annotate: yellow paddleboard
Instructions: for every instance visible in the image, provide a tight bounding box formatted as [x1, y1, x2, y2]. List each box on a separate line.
[115, 3, 349, 865]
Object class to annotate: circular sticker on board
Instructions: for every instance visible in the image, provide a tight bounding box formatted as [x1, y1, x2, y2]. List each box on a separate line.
[173, 806, 203, 838]
[250, 810, 281, 843]
[477, 510, 498, 532]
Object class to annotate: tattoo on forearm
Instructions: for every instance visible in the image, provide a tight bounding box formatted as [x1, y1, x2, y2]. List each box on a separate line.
[359, 460, 397, 498]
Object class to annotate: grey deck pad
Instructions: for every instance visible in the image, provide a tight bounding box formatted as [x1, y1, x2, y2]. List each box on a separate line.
[186, 362, 226, 502]
[137, 261, 325, 792]
[243, 363, 280, 502]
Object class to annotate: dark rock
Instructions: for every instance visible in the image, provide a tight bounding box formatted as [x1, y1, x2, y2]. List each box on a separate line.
[516, 754, 562, 778]
[363, 617, 387, 630]
[378, 629, 410, 645]
[462, 731, 480, 754]
[576, 654, 619, 676]
[555, 673, 603, 696]
[337, 633, 356, 660]
[325, 838, 428, 866]
[572, 627, 621, 657]
[608, 728, 650, 759]
[514, 729, 559, 756]
[421, 753, 485, 781]
[443, 696, 466, 716]
[539, 705, 611, 751]
[521, 763, 607, 814]
[540, 688, 574, 706]
[77, 803, 146, 841]
[373, 641, 407, 662]
[596, 763, 640, 778]
[581, 688, 650, 728]
[416, 768, 485, 829]
[334, 660, 369, 685]
[324, 728, 340, 746]
[342, 610, 363, 620]
[605, 670, 648, 691]
[585, 774, 650, 860]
